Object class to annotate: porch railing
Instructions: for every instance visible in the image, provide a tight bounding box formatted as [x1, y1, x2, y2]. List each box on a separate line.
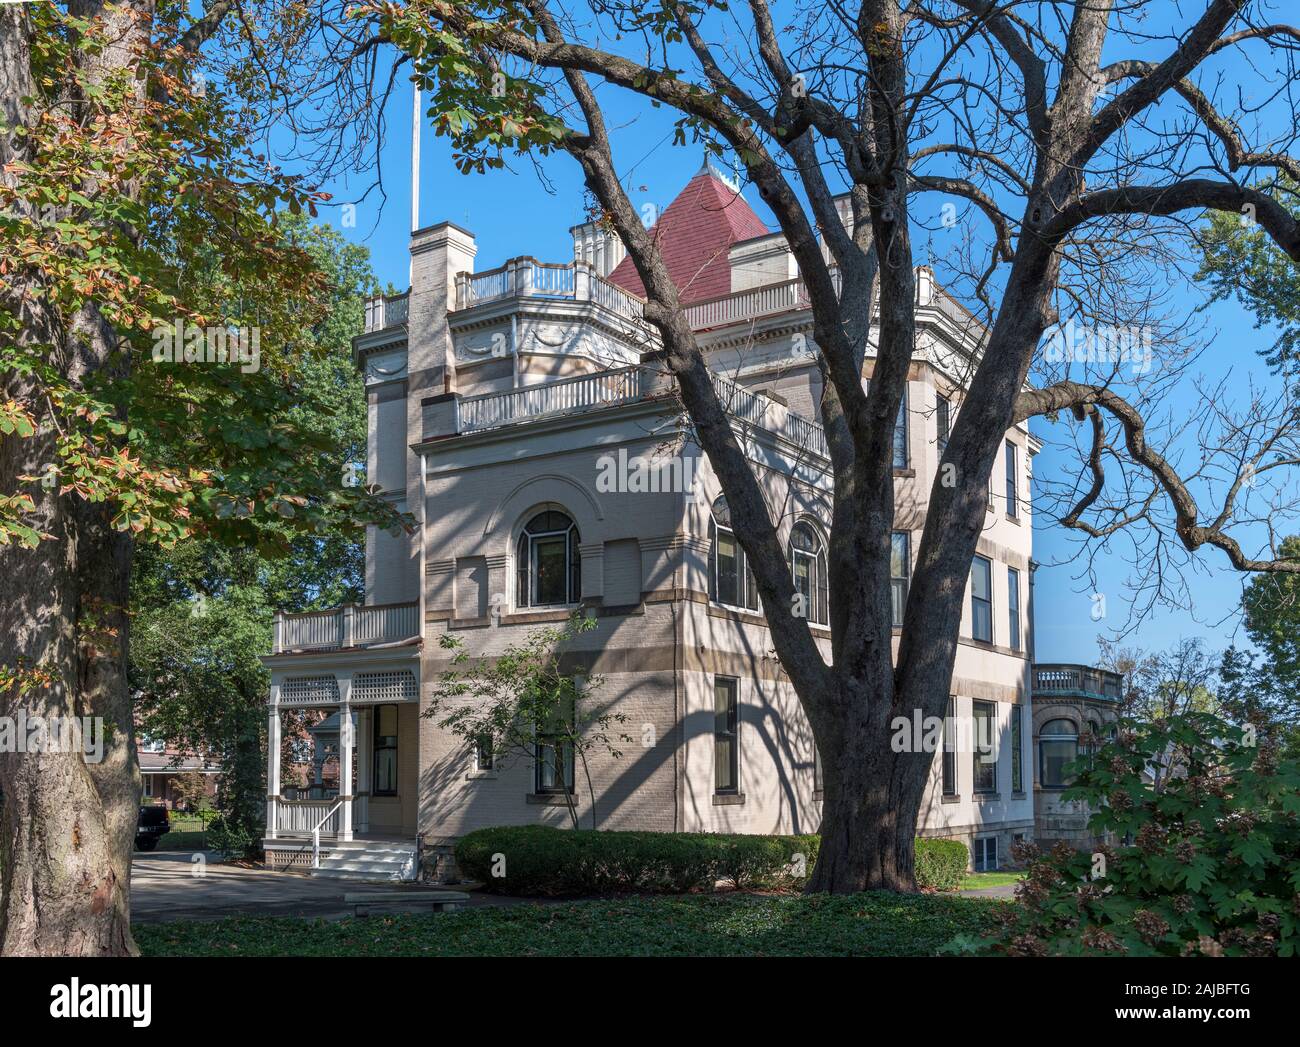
[273, 602, 419, 653]
[1032, 663, 1124, 700]
[277, 798, 342, 835]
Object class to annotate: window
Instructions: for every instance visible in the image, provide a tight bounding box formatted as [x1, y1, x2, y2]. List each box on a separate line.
[535, 697, 575, 794]
[1007, 567, 1021, 653]
[970, 555, 993, 643]
[517, 510, 580, 608]
[141, 736, 166, 754]
[813, 745, 824, 793]
[1005, 440, 1019, 519]
[890, 531, 910, 628]
[473, 733, 495, 772]
[942, 698, 957, 796]
[714, 677, 739, 794]
[936, 395, 950, 455]
[972, 700, 997, 793]
[1011, 705, 1023, 792]
[373, 704, 398, 796]
[892, 388, 909, 469]
[972, 836, 998, 872]
[1039, 718, 1079, 789]
[709, 496, 758, 611]
[789, 522, 828, 625]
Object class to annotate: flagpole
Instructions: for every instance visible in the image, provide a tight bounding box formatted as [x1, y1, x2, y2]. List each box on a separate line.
[410, 79, 421, 284]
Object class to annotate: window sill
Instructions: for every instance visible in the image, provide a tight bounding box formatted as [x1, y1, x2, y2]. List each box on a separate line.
[1005, 513, 1021, 525]
[465, 770, 498, 781]
[1011, 791, 1027, 800]
[712, 792, 746, 806]
[526, 792, 577, 806]
[892, 467, 915, 478]
[974, 791, 1001, 802]
[812, 789, 824, 802]
[941, 793, 961, 804]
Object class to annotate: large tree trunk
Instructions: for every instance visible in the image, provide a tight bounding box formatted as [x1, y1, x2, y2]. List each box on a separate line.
[0, 1, 143, 956]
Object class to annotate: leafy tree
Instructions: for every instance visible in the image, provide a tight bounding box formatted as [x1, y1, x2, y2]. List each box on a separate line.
[428, 612, 631, 830]
[339, 0, 1300, 892]
[950, 712, 1300, 957]
[0, 6, 399, 954]
[130, 215, 377, 856]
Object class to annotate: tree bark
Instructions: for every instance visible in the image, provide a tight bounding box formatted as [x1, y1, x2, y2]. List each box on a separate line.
[0, 0, 144, 956]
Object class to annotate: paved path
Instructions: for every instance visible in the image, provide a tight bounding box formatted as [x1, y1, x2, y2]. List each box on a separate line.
[130, 851, 513, 923]
[957, 884, 1018, 899]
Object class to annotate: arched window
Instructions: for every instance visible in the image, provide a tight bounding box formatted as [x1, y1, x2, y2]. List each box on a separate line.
[516, 510, 580, 608]
[789, 521, 828, 625]
[709, 496, 758, 611]
[1039, 718, 1079, 788]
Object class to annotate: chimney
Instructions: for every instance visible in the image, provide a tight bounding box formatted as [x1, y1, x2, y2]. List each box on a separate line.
[408, 222, 477, 395]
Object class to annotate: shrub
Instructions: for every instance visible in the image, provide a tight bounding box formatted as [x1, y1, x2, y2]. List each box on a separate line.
[914, 839, 969, 891]
[944, 712, 1300, 957]
[455, 827, 966, 895]
[207, 817, 262, 861]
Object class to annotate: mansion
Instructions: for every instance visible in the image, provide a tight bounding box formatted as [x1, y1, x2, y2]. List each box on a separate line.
[260, 163, 1120, 880]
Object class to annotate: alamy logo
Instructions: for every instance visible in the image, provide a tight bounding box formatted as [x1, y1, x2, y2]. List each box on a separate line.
[49, 979, 151, 1027]
[151, 319, 261, 374]
[0, 714, 104, 763]
[1041, 318, 1153, 374]
[595, 448, 698, 494]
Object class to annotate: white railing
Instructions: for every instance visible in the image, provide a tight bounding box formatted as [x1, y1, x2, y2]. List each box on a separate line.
[277, 798, 341, 835]
[312, 800, 344, 868]
[1033, 664, 1124, 700]
[454, 258, 645, 319]
[363, 292, 409, 332]
[711, 373, 829, 458]
[274, 602, 419, 653]
[457, 366, 644, 434]
[684, 269, 843, 331]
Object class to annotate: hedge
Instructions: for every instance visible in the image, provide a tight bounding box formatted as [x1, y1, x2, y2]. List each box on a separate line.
[454, 827, 971, 895]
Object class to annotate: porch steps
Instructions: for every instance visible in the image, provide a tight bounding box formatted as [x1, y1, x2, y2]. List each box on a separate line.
[309, 841, 418, 883]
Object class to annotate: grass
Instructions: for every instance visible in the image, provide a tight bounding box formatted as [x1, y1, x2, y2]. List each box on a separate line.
[959, 871, 1025, 890]
[134, 892, 1004, 957]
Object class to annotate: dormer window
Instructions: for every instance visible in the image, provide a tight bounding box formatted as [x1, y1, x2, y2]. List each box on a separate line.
[517, 511, 581, 608]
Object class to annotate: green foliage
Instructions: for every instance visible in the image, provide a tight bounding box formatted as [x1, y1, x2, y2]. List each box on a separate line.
[914, 838, 969, 892]
[206, 816, 262, 862]
[1197, 180, 1300, 374]
[454, 826, 967, 895]
[0, 8, 402, 551]
[135, 892, 1003, 957]
[948, 712, 1300, 957]
[129, 216, 378, 844]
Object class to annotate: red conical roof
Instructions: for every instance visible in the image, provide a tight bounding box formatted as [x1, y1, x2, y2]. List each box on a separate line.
[607, 166, 769, 304]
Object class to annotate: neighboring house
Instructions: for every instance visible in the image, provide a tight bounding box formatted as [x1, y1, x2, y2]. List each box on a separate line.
[261, 162, 1040, 878]
[138, 737, 220, 810]
[1029, 663, 1123, 849]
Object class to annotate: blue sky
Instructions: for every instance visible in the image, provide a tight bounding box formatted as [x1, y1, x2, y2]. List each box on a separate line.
[309, 63, 1284, 671]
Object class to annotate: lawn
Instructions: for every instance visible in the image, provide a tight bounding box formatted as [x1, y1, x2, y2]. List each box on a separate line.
[959, 871, 1025, 890]
[134, 892, 1004, 957]
[156, 830, 208, 851]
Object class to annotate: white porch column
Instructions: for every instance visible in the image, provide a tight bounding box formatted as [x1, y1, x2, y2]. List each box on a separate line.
[337, 673, 354, 841]
[266, 682, 281, 840]
[357, 706, 372, 833]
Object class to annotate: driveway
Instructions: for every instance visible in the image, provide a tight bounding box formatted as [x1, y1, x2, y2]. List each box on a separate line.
[129, 851, 513, 923]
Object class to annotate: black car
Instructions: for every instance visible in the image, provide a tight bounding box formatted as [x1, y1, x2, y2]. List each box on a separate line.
[135, 805, 170, 851]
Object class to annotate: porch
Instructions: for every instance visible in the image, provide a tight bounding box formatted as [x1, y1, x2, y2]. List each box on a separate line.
[262, 635, 421, 870]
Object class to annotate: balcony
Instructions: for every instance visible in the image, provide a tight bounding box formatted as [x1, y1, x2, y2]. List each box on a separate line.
[1032, 663, 1124, 701]
[453, 257, 646, 322]
[272, 602, 420, 654]
[363, 292, 409, 333]
[429, 363, 829, 460]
